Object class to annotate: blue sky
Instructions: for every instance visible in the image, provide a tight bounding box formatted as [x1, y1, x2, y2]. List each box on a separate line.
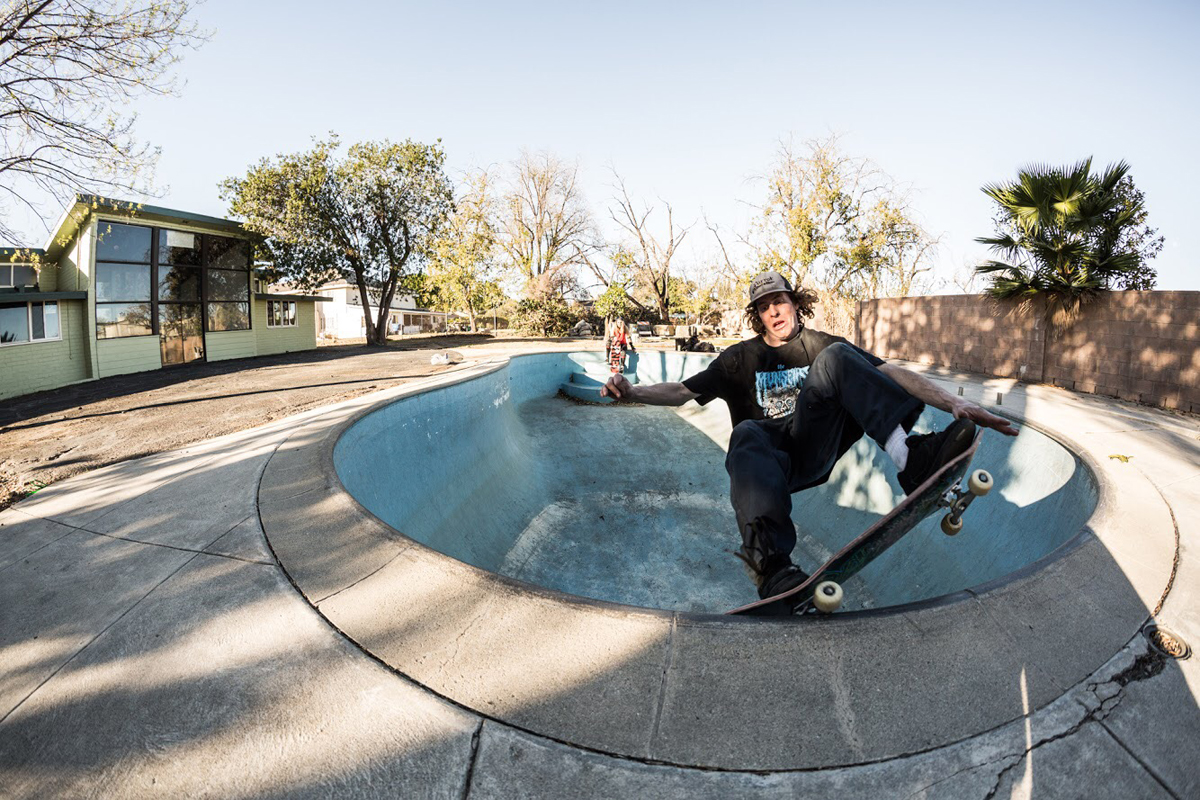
[16, 0, 1200, 290]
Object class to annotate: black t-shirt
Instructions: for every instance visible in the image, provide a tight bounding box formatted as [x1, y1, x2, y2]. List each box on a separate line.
[681, 327, 884, 428]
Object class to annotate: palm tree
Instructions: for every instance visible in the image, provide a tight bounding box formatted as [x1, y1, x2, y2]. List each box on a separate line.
[974, 158, 1143, 312]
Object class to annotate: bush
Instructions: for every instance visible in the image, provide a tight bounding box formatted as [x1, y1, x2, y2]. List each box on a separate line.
[515, 297, 574, 337]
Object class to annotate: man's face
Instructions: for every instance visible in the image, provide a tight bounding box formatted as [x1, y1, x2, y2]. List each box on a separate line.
[755, 291, 798, 344]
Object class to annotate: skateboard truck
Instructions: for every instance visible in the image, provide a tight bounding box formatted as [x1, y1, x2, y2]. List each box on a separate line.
[938, 469, 993, 535]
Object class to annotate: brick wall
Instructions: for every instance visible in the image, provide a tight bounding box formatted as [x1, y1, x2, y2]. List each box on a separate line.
[858, 291, 1200, 413]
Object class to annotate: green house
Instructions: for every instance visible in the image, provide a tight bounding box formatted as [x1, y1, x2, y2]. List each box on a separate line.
[1, 196, 328, 402]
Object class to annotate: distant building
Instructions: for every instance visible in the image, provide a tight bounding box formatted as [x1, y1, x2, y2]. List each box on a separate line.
[312, 280, 446, 338]
[0, 195, 328, 402]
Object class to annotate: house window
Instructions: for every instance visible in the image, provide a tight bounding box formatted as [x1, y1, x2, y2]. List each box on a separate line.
[0, 264, 38, 287]
[96, 222, 153, 339]
[267, 300, 297, 327]
[204, 235, 251, 332]
[0, 301, 60, 345]
[92, 223, 254, 340]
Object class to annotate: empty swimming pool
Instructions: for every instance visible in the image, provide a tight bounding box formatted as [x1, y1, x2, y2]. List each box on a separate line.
[332, 351, 1098, 614]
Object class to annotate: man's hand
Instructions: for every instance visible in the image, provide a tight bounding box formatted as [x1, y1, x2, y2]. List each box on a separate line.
[601, 373, 634, 401]
[948, 397, 1020, 436]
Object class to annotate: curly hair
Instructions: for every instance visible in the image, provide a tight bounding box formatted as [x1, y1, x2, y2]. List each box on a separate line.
[743, 288, 818, 335]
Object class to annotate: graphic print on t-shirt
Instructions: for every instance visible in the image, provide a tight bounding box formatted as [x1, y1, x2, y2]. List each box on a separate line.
[756, 366, 809, 418]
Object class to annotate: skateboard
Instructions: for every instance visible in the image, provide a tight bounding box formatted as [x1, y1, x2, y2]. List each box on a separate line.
[727, 431, 991, 617]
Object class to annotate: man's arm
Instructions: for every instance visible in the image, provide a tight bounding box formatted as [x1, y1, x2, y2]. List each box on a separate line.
[878, 363, 1019, 436]
[600, 373, 698, 406]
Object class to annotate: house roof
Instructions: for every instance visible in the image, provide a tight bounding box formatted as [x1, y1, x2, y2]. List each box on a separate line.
[43, 195, 247, 261]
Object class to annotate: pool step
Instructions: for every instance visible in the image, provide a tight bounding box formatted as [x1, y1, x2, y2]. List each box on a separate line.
[569, 369, 639, 388]
[559, 367, 638, 404]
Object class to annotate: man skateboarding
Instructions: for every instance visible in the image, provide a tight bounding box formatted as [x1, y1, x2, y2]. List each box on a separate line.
[600, 270, 1019, 603]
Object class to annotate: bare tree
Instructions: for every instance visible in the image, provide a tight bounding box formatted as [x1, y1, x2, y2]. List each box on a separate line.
[496, 150, 601, 298]
[749, 134, 937, 301]
[0, 0, 207, 244]
[608, 170, 690, 324]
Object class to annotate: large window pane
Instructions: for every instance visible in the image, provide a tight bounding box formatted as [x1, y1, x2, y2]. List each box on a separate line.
[43, 301, 59, 338]
[97, 262, 151, 302]
[158, 229, 202, 265]
[96, 303, 153, 338]
[0, 303, 29, 343]
[207, 268, 249, 301]
[159, 266, 201, 301]
[207, 302, 249, 331]
[206, 235, 250, 269]
[95, 222, 152, 263]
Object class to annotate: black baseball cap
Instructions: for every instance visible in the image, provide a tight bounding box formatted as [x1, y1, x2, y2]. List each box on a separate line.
[748, 270, 794, 303]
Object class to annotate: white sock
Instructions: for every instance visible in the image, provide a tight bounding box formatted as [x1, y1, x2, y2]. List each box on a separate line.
[884, 425, 909, 471]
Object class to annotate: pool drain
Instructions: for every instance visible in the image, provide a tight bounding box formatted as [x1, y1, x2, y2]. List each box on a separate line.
[1143, 624, 1191, 660]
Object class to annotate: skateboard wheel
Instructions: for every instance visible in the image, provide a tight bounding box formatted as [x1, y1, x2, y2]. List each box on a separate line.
[968, 469, 992, 496]
[941, 513, 964, 536]
[812, 581, 843, 613]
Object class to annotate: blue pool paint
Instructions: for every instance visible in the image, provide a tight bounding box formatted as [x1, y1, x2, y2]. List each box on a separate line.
[334, 352, 1097, 613]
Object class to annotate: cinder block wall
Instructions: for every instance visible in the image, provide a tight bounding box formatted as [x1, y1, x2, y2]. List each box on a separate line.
[857, 291, 1200, 413]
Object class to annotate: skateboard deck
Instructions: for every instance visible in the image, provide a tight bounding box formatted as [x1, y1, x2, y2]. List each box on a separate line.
[728, 430, 987, 617]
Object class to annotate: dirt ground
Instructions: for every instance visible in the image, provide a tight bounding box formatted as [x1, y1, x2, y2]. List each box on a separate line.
[0, 332, 609, 513]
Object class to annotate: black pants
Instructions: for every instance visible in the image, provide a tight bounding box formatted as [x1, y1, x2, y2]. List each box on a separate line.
[725, 342, 924, 559]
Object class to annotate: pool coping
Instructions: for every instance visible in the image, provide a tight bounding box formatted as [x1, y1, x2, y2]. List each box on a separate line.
[258, 354, 1177, 772]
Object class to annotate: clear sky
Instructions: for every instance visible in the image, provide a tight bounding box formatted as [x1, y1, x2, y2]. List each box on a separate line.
[14, 0, 1200, 291]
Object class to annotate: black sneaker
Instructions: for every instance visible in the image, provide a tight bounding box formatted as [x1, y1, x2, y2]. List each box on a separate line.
[759, 562, 810, 600]
[898, 418, 976, 495]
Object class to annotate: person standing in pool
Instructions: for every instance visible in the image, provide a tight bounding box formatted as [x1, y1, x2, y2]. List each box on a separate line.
[600, 270, 1019, 603]
[606, 318, 635, 374]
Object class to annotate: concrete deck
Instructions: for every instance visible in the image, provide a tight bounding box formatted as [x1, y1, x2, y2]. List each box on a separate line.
[2, 353, 1198, 798]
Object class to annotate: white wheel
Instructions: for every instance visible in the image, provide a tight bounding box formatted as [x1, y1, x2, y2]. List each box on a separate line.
[968, 469, 993, 496]
[941, 513, 964, 536]
[812, 581, 843, 613]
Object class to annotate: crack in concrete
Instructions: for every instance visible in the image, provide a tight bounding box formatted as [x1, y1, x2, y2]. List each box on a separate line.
[460, 719, 484, 800]
[977, 647, 1169, 799]
[441, 601, 493, 675]
[647, 613, 678, 756]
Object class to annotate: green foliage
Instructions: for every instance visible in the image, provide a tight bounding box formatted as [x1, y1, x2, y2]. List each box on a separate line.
[220, 135, 453, 344]
[593, 283, 635, 322]
[974, 159, 1161, 307]
[754, 136, 935, 300]
[515, 297, 574, 337]
[427, 170, 507, 331]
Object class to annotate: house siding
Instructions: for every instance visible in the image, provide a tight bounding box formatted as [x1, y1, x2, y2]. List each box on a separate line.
[0, 300, 91, 400]
[96, 336, 161, 378]
[255, 300, 317, 355]
[206, 330, 257, 362]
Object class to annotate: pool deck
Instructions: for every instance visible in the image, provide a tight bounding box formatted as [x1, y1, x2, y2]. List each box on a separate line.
[2, 352, 1198, 798]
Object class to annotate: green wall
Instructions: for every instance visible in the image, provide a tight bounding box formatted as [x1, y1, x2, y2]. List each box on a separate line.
[254, 300, 318, 356]
[0, 300, 91, 400]
[205, 329, 257, 362]
[96, 336, 161, 378]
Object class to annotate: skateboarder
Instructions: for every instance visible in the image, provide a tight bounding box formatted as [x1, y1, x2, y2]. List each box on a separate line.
[600, 270, 1019, 601]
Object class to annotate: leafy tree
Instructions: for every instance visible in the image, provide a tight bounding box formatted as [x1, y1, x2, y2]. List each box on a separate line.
[428, 170, 506, 331]
[0, 0, 206, 244]
[593, 283, 636, 323]
[750, 135, 935, 300]
[974, 159, 1160, 308]
[221, 136, 453, 345]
